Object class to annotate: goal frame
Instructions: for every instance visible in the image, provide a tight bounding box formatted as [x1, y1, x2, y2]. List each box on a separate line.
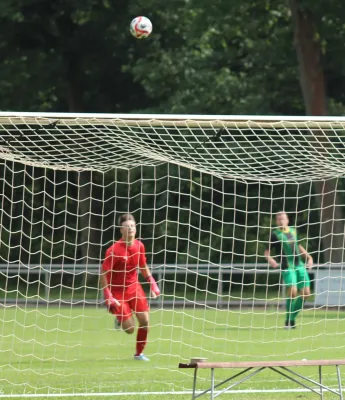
[1, 112, 345, 398]
[1, 111, 345, 128]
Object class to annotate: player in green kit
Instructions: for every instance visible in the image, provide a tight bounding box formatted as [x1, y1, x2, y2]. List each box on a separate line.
[264, 212, 313, 329]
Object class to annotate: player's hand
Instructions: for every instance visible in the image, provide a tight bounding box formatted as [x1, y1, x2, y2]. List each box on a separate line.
[105, 297, 120, 314]
[146, 276, 160, 297]
[103, 288, 121, 314]
[271, 260, 279, 269]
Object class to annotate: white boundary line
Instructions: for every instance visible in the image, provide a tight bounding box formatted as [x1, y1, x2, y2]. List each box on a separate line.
[1, 388, 344, 397]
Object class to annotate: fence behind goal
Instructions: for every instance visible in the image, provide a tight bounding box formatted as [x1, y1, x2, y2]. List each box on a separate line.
[2, 263, 345, 308]
[0, 112, 345, 398]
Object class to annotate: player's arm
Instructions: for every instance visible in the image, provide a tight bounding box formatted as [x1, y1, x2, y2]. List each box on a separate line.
[264, 233, 279, 269]
[298, 244, 313, 269]
[138, 242, 160, 297]
[139, 264, 160, 298]
[264, 249, 279, 269]
[100, 257, 120, 311]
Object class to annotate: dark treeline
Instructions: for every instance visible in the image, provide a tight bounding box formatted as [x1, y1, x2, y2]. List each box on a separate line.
[0, 162, 341, 268]
[0, 0, 345, 115]
[0, 0, 344, 267]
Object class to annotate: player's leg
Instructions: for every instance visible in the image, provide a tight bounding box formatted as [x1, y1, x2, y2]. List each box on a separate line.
[114, 299, 135, 334]
[134, 311, 150, 360]
[290, 265, 311, 327]
[115, 319, 121, 330]
[281, 269, 297, 328]
[130, 283, 150, 361]
[120, 316, 136, 334]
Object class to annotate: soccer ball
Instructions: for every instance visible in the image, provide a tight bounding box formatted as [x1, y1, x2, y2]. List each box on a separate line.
[130, 16, 152, 39]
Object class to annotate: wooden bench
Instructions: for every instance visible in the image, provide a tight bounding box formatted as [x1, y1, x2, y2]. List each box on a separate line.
[179, 359, 345, 399]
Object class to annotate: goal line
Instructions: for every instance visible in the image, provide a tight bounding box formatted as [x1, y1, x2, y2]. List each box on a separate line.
[2, 388, 345, 398]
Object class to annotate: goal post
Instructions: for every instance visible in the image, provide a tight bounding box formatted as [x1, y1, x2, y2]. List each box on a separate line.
[0, 112, 345, 398]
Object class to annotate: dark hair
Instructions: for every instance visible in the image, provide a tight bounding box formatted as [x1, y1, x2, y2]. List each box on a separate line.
[118, 213, 136, 227]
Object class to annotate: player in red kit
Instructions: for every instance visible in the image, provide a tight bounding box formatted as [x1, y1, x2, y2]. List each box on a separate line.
[100, 213, 160, 361]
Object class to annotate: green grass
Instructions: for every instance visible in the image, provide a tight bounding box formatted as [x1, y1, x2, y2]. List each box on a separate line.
[0, 306, 344, 399]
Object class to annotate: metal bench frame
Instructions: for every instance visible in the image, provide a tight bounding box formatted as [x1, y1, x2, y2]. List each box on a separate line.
[179, 359, 345, 400]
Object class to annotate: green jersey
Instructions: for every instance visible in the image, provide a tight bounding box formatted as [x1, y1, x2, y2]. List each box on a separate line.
[267, 227, 303, 270]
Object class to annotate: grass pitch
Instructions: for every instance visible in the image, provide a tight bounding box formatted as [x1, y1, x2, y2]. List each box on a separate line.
[0, 306, 344, 399]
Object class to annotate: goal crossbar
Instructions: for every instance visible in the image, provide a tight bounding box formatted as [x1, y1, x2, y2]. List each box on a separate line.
[0, 112, 344, 180]
[1, 111, 345, 128]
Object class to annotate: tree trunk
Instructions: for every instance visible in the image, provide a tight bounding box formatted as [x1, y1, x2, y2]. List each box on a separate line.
[289, 0, 345, 264]
[65, 56, 84, 112]
[65, 55, 100, 284]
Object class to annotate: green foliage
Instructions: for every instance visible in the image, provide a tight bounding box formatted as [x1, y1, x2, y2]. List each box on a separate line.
[0, 0, 344, 114]
[0, 0, 343, 265]
[0, 161, 325, 266]
[129, 0, 304, 115]
[0, 0, 146, 112]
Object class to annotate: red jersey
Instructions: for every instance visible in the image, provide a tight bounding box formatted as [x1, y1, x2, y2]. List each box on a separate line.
[102, 238, 147, 289]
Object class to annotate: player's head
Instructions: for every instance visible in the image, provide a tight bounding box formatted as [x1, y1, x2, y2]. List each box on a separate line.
[118, 213, 136, 242]
[275, 211, 289, 229]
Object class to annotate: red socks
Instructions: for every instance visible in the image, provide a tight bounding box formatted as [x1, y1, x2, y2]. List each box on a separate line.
[135, 327, 148, 356]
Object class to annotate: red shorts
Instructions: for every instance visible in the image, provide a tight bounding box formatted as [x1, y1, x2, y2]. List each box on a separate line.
[111, 282, 149, 322]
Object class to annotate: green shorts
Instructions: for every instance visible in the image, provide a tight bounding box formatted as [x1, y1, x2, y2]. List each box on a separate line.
[281, 265, 310, 289]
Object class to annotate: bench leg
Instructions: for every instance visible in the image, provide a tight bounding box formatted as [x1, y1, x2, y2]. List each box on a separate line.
[319, 365, 323, 399]
[336, 365, 343, 400]
[210, 368, 214, 400]
[192, 368, 197, 400]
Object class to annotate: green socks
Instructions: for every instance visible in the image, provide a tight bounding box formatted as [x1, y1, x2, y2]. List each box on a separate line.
[286, 296, 304, 323]
[286, 298, 293, 323]
[291, 296, 304, 322]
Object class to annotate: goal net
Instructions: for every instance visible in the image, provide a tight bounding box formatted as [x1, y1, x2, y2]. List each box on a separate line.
[0, 112, 345, 397]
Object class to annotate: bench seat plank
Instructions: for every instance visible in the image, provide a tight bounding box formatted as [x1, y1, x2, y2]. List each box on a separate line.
[179, 359, 345, 369]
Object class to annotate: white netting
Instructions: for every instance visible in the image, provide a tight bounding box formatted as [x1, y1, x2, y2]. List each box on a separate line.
[0, 113, 345, 179]
[0, 113, 345, 398]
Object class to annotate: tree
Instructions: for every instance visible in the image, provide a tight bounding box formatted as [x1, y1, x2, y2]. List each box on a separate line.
[0, 0, 344, 267]
[129, 0, 304, 115]
[0, 0, 149, 112]
[289, 0, 345, 264]
[0, 0, 156, 274]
